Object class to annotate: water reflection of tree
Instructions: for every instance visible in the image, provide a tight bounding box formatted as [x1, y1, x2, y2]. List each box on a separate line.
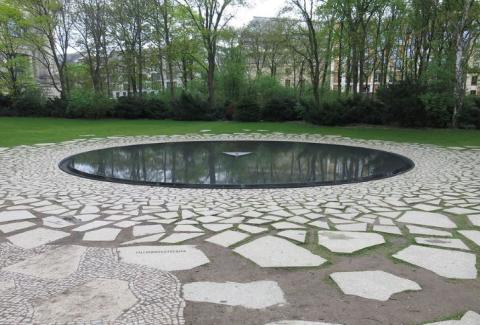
[71, 142, 407, 186]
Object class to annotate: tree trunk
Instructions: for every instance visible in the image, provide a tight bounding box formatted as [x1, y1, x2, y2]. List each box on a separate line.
[207, 51, 215, 109]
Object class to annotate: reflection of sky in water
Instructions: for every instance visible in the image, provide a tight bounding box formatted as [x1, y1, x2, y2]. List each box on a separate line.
[66, 141, 413, 187]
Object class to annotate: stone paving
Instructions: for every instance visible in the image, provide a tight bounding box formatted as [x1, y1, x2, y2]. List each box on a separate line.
[0, 133, 479, 324]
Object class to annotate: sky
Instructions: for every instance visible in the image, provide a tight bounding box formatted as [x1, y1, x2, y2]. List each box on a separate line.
[229, 0, 287, 28]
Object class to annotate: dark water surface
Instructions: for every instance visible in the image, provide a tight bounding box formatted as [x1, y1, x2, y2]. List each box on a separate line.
[59, 141, 414, 188]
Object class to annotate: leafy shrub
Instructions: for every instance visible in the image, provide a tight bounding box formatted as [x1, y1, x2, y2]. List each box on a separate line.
[67, 90, 114, 119]
[262, 96, 299, 121]
[233, 97, 261, 122]
[377, 80, 427, 127]
[10, 89, 46, 116]
[420, 92, 453, 128]
[304, 95, 384, 126]
[113, 96, 146, 119]
[0, 94, 13, 116]
[172, 91, 214, 120]
[459, 96, 480, 129]
[45, 97, 68, 117]
[224, 100, 235, 120]
[341, 96, 385, 125]
[143, 95, 170, 119]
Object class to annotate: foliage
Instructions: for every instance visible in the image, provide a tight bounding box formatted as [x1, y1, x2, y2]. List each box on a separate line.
[458, 96, 480, 129]
[419, 61, 456, 128]
[304, 95, 384, 126]
[377, 80, 427, 127]
[45, 97, 68, 117]
[217, 46, 248, 102]
[172, 91, 214, 121]
[10, 89, 46, 117]
[233, 97, 261, 122]
[67, 89, 114, 119]
[262, 96, 300, 121]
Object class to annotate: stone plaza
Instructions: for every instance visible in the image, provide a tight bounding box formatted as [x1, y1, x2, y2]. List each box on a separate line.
[0, 133, 479, 324]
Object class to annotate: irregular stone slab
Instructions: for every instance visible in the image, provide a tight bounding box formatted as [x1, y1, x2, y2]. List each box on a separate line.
[287, 216, 310, 224]
[161, 232, 204, 244]
[397, 211, 456, 229]
[202, 223, 233, 232]
[393, 245, 477, 279]
[83, 228, 121, 241]
[318, 231, 385, 253]
[173, 225, 203, 232]
[234, 236, 326, 268]
[373, 225, 402, 235]
[118, 245, 209, 271]
[121, 234, 164, 245]
[238, 224, 268, 234]
[32, 279, 137, 324]
[7, 227, 70, 249]
[242, 210, 263, 218]
[272, 221, 305, 230]
[415, 237, 470, 250]
[106, 215, 131, 221]
[132, 224, 165, 237]
[328, 218, 355, 224]
[458, 230, 480, 246]
[406, 225, 452, 237]
[42, 216, 74, 229]
[276, 230, 307, 243]
[206, 230, 249, 247]
[0, 210, 36, 223]
[444, 207, 478, 215]
[330, 270, 421, 301]
[156, 211, 179, 219]
[0, 221, 36, 233]
[424, 311, 480, 325]
[197, 216, 223, 223]
[81, 205, 100, 214]
[335, 222, 367, 232]
[467, 215, 480, 227]
[4, 245, 86, 279]
[247, 218, 272, 225]
[183, 281, 285, 309]
[114, 220, 140, 228]
[413, 204, 441, 212]
[75, 214, 100, 222]
[265, 321, 342, 325]
[309, 220, 330, 229]
[72, 221, 111, 232]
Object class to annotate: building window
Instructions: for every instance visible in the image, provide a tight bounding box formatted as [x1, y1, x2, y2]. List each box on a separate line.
[116, 92, 120, 98]
[285, 68, 292, 75]
[472, 75, 478, 86]
[471, 90, 477, 95]
[374, 71, 381, 83]
[285, 79, 291, 87]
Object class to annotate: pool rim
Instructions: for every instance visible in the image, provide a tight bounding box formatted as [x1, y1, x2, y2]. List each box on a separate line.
[58, 139, 416, 189]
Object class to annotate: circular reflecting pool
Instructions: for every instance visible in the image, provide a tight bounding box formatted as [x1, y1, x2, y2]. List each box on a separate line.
[59, 141, 414, 189]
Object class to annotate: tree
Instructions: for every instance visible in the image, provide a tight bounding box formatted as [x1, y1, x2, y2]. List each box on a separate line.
[0, 2, 32, 95]
[177, 0, 246, 108]
[285, 0, 322, 105]
[149, 0, 177, 96]
[73, 0, 111, 95]
[110, 0, 150, 96]
[450, 0, 479, 127]
[19, 0, 74, 99]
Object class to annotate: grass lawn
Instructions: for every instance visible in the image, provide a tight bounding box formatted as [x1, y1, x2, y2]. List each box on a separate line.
[1, 117, 480, 147]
